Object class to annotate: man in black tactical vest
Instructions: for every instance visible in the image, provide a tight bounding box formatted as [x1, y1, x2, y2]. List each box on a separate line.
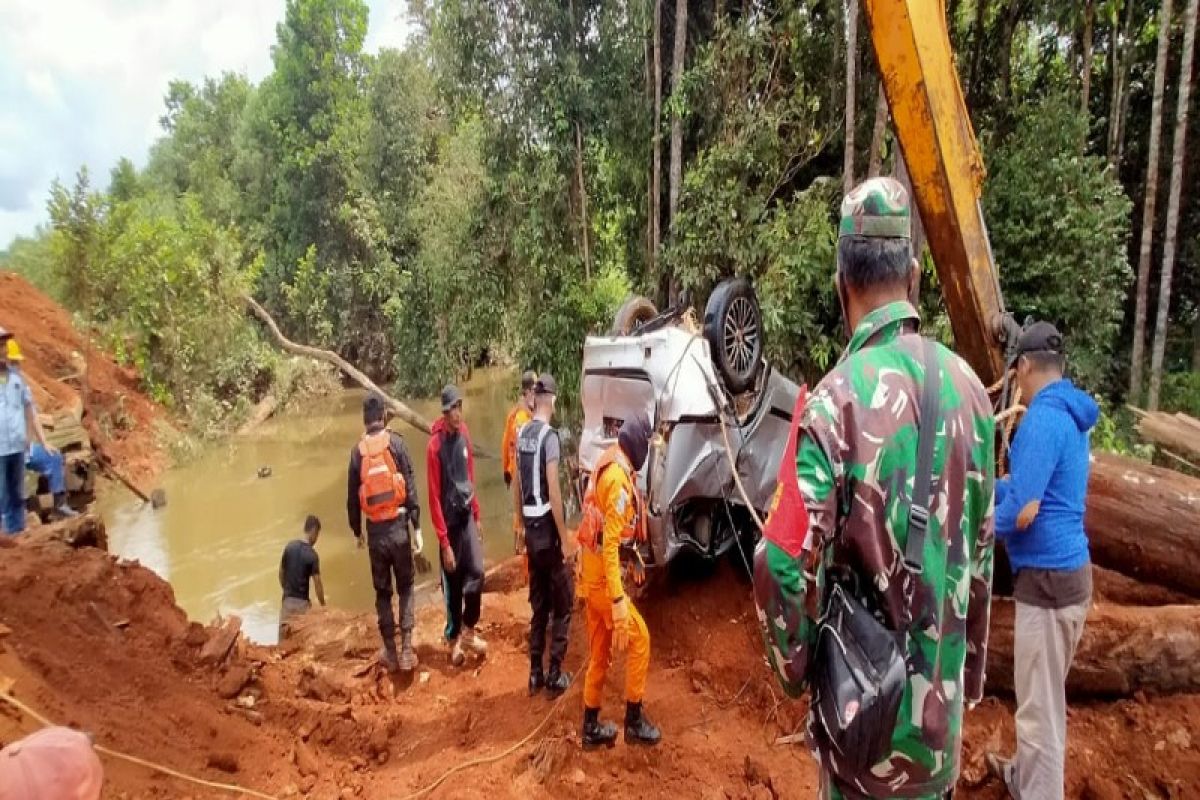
[515, 374, 574, 697]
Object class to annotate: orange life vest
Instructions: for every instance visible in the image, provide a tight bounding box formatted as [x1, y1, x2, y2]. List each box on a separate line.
[358, 430, 407, 523]
[576, 445, 647, 552]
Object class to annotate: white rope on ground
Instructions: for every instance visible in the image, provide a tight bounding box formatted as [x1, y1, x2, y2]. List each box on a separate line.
[393, 685, 577, 800]
[0, 690, 277, 800]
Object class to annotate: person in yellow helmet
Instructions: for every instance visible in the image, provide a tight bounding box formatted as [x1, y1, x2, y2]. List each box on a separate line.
[502, 370, 537, 556]
[1, 335, 74, 528]
[577, 411, 660, 749]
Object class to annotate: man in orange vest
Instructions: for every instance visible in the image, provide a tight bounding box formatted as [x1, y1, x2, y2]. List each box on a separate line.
[577, 412, 661, 749]
[502, 370, 537, 555]
[347, 393, 422, 672]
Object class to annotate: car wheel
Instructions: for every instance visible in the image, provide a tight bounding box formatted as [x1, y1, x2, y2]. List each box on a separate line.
[703, 277, 763, 394]
[610, 295, 659, 336]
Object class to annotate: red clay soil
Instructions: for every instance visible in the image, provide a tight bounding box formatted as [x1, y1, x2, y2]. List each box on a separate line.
[0, 272, 167, 482]
[1, 537, 1198, 800]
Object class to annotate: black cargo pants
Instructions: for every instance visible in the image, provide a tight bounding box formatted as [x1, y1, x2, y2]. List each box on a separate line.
[526, 518, 573, 674]
[441, 515, 484, 642]
[368, 515, 414, 644]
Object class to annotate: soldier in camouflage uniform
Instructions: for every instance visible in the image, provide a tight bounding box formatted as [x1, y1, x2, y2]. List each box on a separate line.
[753, 177, 996, 799]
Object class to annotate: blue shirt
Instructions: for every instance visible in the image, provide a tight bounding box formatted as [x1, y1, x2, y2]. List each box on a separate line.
[0, 368, 33, 457]
[995, 379, 1098, 571]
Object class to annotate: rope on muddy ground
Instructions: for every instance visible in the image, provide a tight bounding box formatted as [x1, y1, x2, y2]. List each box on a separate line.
[0, 689, 278, 800]
[393, 685, 577, 800]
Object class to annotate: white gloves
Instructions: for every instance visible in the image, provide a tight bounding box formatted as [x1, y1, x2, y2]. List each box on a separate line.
[413, 528, 425, 554]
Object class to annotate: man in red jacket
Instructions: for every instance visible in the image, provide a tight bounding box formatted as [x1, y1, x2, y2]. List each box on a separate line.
[427, 384, 488, 667]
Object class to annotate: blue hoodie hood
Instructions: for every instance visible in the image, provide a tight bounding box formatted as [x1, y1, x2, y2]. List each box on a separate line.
[1034, 379, 1099, 432]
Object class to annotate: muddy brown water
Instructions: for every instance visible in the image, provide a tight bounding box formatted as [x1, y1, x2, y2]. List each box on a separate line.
[101, 368, 527, 644]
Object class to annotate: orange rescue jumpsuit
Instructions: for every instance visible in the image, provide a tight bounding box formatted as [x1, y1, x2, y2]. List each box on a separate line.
[502, 403, 533, 552]
[579, 447, 651, 708]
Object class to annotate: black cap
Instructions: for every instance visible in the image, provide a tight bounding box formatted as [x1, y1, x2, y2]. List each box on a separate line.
[534, 374, 558, 396]
[441, 384, 463, 412]
[1016, 321, 1065, 356]
[521, 370, 538, 391]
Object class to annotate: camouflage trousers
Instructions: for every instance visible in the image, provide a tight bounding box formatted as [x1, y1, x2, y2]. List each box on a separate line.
[820, 772, 953, 800]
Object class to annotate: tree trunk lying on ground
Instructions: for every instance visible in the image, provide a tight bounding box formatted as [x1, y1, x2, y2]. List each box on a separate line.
[986, 598, 1200, 697]
[1086, 452, 1200, 597]
[1093, 565, 1198, 607]
[244, 295, 490, 457]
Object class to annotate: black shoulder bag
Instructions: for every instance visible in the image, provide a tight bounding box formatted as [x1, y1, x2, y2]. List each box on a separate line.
[811, 340, 942, 775]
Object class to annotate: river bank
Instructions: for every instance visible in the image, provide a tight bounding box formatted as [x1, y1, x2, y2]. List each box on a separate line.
[101, 370, 523, 644]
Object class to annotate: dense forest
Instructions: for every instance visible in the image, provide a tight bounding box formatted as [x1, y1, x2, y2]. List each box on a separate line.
[1, 0, 1197, 440]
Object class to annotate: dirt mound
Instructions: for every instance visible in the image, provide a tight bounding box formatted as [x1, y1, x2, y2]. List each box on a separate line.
[0, 271, 166, 482]
[2, 536, 1199, 799]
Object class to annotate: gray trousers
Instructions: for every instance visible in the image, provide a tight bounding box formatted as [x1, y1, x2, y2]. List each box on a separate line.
[278, 596, 311, 641]
[1007, 600, 1089, 800]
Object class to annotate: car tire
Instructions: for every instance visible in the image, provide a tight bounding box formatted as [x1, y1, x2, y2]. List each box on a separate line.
[703, 277, 763, 394]
[611, 295, 659, 336]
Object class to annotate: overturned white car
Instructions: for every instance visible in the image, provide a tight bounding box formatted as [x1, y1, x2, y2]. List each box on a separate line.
[576, 278, 801, 576]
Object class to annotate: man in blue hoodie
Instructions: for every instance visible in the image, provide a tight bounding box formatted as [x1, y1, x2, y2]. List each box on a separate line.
[987, 321, 1097, 800]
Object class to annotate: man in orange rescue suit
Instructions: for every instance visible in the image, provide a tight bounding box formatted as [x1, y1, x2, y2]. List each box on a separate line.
[577, 412, 661, 749]
[348, 393, 422, 672]
[503, 370, 537, 555]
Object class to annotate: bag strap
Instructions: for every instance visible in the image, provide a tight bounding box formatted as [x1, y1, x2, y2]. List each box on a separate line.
[903, 339, 942, 576]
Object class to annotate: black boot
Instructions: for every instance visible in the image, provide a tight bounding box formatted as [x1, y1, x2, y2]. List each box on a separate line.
[528, 667, 545, 697]
[545, 667, 572, 697]
[581, 707, 618, 750]
[624, 701, 661, 746]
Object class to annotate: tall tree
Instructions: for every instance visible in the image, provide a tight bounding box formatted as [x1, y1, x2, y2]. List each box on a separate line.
[667, 0, 687, 302]
[867, 81, 888, 178]
[844, 0, 860, 192]
[1148, 0, 1198, 410]
[652, 0, 663, 276]
[668, 0, 687, 229]
[1080, 0, 1095, 150]
[1107, 0, 1139, 165]
[1129, 0, 1175, 404]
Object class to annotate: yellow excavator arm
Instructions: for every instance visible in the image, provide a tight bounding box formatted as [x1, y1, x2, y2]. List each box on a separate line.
[862, 0, 1011, 386]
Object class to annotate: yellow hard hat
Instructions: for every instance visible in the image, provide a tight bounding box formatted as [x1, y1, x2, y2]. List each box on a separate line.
[6, 338, 24, 361]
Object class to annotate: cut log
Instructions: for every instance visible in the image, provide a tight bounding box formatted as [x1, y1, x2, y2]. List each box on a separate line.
[1093, 565, 1198, 606]
[244, 296, 491, 457]
[1086, 452, 1200, 596]
[986, 598, 1200, 697]
[1129, 406, 1200, 461]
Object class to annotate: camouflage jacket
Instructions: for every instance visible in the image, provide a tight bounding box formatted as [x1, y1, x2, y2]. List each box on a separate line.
[754, 301, 996, 799]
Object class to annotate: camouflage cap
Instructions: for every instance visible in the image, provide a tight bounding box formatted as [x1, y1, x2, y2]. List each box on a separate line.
[839, 177, 911, 239]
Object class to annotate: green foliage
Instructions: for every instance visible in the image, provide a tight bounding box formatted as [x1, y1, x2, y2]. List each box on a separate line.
[1159, 371, 1200, 418]
[983, 93, 1133, 392]
[0, 232, 61, 300]
[518, 266, 632, 414]
[1092, 402, 1153, 460]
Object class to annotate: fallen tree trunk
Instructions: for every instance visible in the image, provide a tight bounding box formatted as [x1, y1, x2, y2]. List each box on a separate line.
[1086, 452, 1200, 596]
[986, 598, 1200, 697]
[237, 394, 277, 435]
[244, 296, 490, 457]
